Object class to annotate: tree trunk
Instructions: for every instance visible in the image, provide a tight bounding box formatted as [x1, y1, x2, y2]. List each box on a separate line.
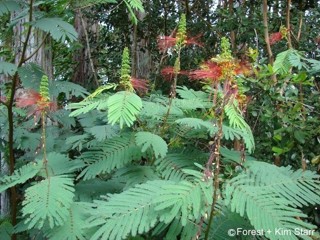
[72, 9, 99, 89]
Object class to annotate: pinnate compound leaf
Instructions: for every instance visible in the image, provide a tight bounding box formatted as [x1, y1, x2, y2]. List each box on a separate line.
[22, 175, 75, 229]
[46, 202, 90, 240]
[0, 61, 17, 76]
[32, 18, 78, 42]
[135, 131, 168, 158]
[0, 0, 21, 16]
[0, 162, 42, 192]
[107, 91, 142, 128]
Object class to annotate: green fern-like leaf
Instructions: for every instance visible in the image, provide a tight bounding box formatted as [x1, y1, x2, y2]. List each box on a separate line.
[68, 95, 108, 117]
[225, 161, 319, 240]
[135, 131, 168, 158]
[222, 125, 255, 154]
[50, 81, 89, 99]
[45, 152, 85, 176]
[32, 18, 78, 42]
[175, 118, 217, 136]
[113, 166, 159, 190]
[84, 124, 119, 141]
[82, 84, 116, 101]
[87, 180, 165, 240]
[123, 0, 144, 25]
[0, 0, 21, 16]
[46, 202, 90, 240]
[125, 0, 144, 11]
[155, 152, 207, 181]
[87, 172, 212, 240]
[152, 218, 199, 240]
[274, 49, 294, 75]
[18, 63, 44, 89]
[107, 91, 142, 128]
[0, 61, 17, 76]
[77, 135, 144, 180]
[244, 161, 320, 207]
[154, 169, 212, 226]
[224, 103, 255, 153]
[0, 162, 42, 192]
[208, 203, 256, 240]
[22, 175, 75, 229]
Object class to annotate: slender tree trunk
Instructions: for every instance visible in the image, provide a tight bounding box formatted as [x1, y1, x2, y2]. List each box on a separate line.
[262, 0, 274, 65]
[130, 10, 151, 79]
[5, 2, 53, 238]
[72, 9, 99, 89]
[286, 0, 292, 48]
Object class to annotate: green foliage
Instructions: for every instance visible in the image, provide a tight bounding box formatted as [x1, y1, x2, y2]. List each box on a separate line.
[18, 63, 44, 89]
[22, 175, 75, 229]
[32, 18, 78, 42]
[225, 161, 319, 240]
[208, 204, 255, 240]
[0, 0, 21, 16]
[0, 221, 13, 240]
[0, 162, 42, 193]
[107, 91, 142, 128]
[46, 203, 90, 240]
[175, 118, 217, 135]
[224, 103, 255, 152]
[123, 0, 144, 25]
[77, 135, 144, 180]
[1, 2, 320, 240]
[273, 49, 306, 75]
[87, 180, 164, 240]
[135, 131, 168, 158]
[87, 170, 212, 240]
[0, 61, 17, 76]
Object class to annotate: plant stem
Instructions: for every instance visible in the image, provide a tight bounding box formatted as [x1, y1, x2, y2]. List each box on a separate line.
[7, 1, 34, 238]
[41, 111, 49, 178]
[204, 108, 224, 240]
[161, 48, 181, 134]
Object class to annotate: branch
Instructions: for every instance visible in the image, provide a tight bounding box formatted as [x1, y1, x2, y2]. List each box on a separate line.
[296, 12, 303, 42]
[23, 33, 49, 62]
[262, 0, 277, 83]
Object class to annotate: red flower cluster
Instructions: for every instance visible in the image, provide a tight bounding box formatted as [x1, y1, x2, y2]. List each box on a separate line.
[235, 60, 252, 76]
[269, 32, 283, 45]
[161, 66, 188, 81]
[16, 90, 56, 119]
[157, 34, 202, 53]
[130, 78, 149, 93]
[188, 61, 222, 81]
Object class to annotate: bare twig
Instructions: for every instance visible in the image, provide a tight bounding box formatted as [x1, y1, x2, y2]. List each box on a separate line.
[24, 33, 49, 62]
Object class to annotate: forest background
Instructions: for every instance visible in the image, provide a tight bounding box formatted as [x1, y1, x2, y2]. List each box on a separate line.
[0, 0, 320, 239]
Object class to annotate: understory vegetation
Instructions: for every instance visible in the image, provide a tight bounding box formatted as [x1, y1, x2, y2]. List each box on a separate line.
[0, 0, 320, 240]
